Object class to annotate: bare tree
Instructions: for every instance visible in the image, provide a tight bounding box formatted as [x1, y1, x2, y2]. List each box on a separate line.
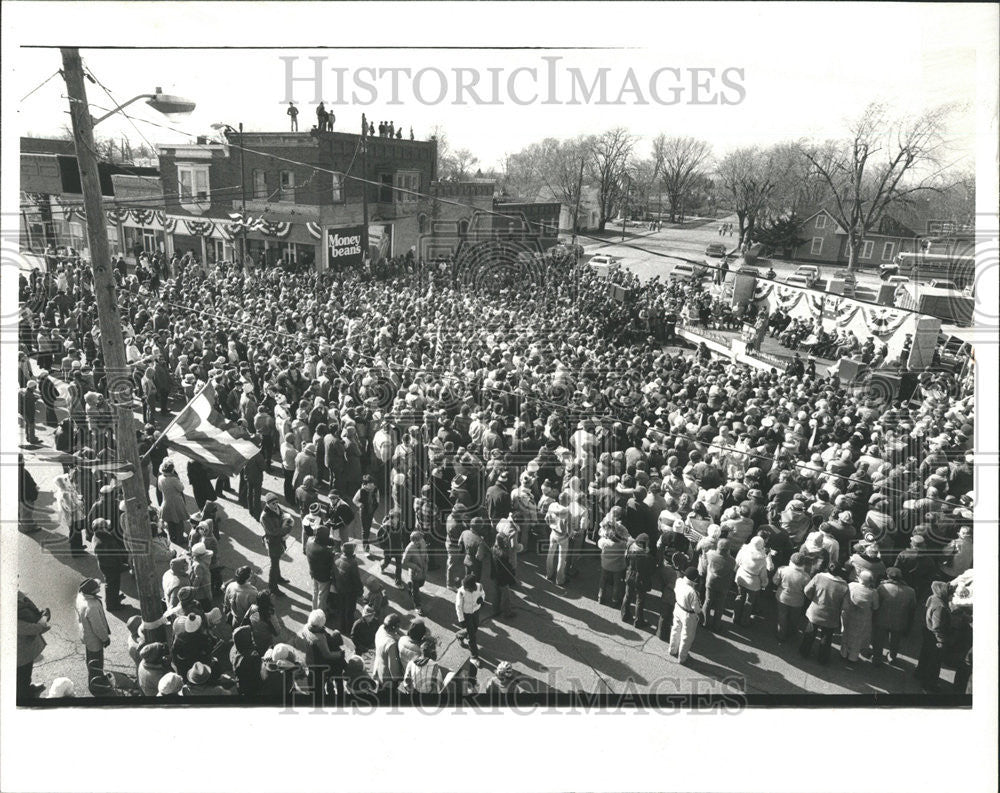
[652, 135, 713, 222]
[802, 102, 955, 271]
[716, 145, 781, 244]
[587, 127, 636, 229]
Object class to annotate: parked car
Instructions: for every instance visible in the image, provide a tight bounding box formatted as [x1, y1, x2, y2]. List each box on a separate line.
[879, 263, 900, 280]
[792, 265, 821, 287]
[827, 272, 857, 297]
[929, 278, 959, 291]
[783, 274, 812, 289]
[705, 242, 728, 258]
[886, 275, 911, 289]
[669, 263, 703, 282]
[588, 254, 622, 277]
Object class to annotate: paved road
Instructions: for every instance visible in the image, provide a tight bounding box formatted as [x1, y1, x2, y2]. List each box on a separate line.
[17, 409, 941, 699]
[579, 217, 891, 301]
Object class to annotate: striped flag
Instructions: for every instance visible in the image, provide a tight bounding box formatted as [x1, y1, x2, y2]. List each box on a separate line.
[162, 382, 260, 476]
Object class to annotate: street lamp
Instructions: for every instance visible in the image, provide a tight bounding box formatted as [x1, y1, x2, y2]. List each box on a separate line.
[92, 86, 196, 126]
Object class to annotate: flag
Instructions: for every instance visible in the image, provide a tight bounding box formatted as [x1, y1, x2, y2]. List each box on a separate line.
[162, 382, 260, 476]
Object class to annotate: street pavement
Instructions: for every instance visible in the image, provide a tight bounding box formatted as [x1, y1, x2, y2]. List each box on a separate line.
[17, 412, 941, 700]
[579, 215, 890, 300]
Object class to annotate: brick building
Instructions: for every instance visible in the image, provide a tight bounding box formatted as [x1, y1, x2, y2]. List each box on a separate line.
[158, 129, 440, 270]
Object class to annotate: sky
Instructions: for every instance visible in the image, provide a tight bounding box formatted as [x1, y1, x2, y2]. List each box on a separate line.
[10, 3, 992, 171]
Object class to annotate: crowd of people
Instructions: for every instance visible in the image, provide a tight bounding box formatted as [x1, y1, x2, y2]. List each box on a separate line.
[16, 239, 976, 701]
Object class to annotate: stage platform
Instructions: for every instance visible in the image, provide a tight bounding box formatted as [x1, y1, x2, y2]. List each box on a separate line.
[675, 324, 838, 373]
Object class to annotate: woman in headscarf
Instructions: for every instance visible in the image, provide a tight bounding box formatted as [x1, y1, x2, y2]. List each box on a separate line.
[840, 570, 880, 664]
[53, 472, 87, 555]
[157, 460, 188, 545]
[137, 642, 172, 697]
[733, 536, 769, 626]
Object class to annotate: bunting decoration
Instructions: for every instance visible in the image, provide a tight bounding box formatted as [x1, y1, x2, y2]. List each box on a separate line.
[862, 307, 909, 336]
[772, 285, 802, 309]
[254, 218, 292, 238]
[106, 206, 128, 224]
[225, 211, 255, 237]
[154, 210, 166, 225]
[163, 216, 177, 233]
[129, 207, 155, 225]
[185, 218, 215, 237]
[306, 221, 323, 240]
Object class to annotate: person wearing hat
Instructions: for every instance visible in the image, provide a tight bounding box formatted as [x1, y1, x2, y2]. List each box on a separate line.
[297, 610, 347, 694]
[46, 677, 76, 699]
[401, 531, 430, 616]
[350, 604, 379, 654]
[229, 625, 264, 697]
[840, 569, 880, 664]
[351, 473, 380, 557]
[295, 473, 320, 519]
[483, 660, 529, 696]
[699, 538, 735, 632]
[16, 590, 51, 700]
[259, 492, 293, 596]
[18, 380, 40, 444]
[90, 516, 128, 611]
[75, 577, 111, 681]
[223, 565, 259, 627]
[162, 556, 191, 613]
[137, 642, 172, 696]
[872, 568, 917, 665]
[621, 534, 655, 628]
[400, 636, 446, 695]
[915, 580, 952, 692]
[377, 508, 406, 587]
[371, 613, 404, 690]
[170, 612, 214, 681]
[668, 567, 702, 664]
[189, 542, 215, 611]
[799, 563, 849, 664]
[181, 661, 231, 697]
[157, 672, 184, 697]
[772, 553, 811, 643]
[157, 459, 188, 545]
[332, 542, 363, 634]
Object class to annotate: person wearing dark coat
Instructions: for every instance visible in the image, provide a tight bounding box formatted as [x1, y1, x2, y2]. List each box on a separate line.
[188, 460, 217, 510]
[484, 478, 512, 528]
[229, 625, 264, 697]
[621, 534, 655, 628]
[331, 543, 363, 634]
[915, 580, 951, 692]
[91, 517, 127, 610]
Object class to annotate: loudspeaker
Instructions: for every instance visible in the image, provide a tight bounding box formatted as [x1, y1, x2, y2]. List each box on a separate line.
[908, 316, 942, 370]
[836, 358, 868, 383]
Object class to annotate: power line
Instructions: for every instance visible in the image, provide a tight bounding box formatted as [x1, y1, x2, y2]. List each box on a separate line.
[19, 69, 61, 102]
[34, 100, 965, 321]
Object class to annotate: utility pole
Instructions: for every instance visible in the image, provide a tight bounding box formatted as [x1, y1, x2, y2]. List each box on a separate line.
[621, 177, 629, 243]
[360, 135, 370, 270]
[61, 48, 165, 642]
[571, 156, 585, 248]
[238, 122, 247, 270]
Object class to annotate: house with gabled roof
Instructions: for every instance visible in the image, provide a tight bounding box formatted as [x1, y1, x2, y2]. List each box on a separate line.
[787, 205, 925, 267]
